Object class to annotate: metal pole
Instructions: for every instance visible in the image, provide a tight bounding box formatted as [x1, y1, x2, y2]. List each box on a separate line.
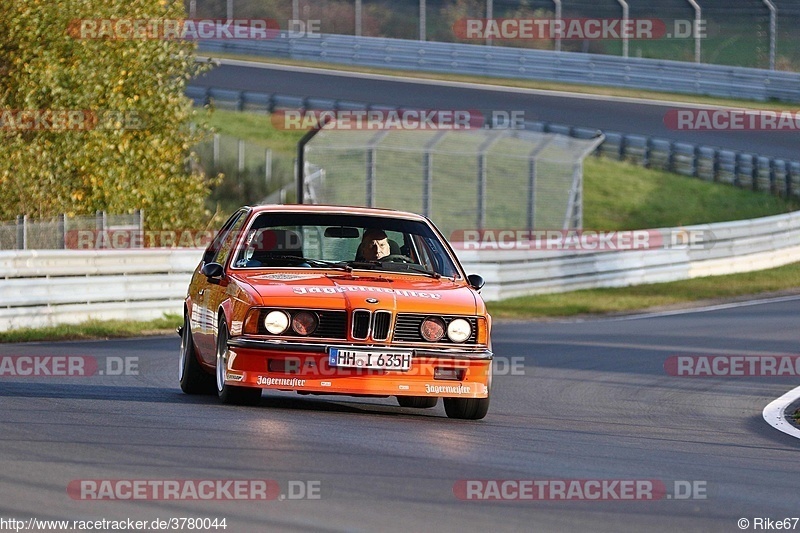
[213, 133, 220, 167]
[355, 0, 362, 36]
[553, 0, 562, 52]
[292, 0, 299, 23]
[60, 213, 67, 249]
[16, 215, 24, 250]
[265, 148, 273, 184]
[189, 0, 196, 18]
[226, 0, 233, 21]
[486, 0, 493, 46]
[617, 0, 629, 58]
[422, 131, 447, 217]
[686, 0, 701, 63]
[762, 0, 776, 70]
[419, 0, 426, 41]
[237, 139, 245, 175]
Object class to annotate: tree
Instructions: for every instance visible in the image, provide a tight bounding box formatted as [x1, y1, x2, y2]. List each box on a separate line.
[0, 0, 214, 230]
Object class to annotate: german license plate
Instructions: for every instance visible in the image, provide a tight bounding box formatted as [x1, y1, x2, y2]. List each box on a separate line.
[328, 348, 412, 371]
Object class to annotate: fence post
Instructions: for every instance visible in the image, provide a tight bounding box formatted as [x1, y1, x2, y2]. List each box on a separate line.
[618, 0, 629, 58]
[265, 148, 273, 185]
[365, 130, 389, 208]
[476, 132, 502, 230]
[95, 211, 105, 249]
[58, 213, 66, 250]
[213, 133, 220, 167]
[355, 0, 362, 37]
[686, 0, 702, 63]
[486, 0, 493, 46]
[16, 215, 25, 250]
[762, 0, 777, 70]
[786, 161, 793, 197]
[527, 159, 536, 231]
[238, 139, 245, 176]
[419, 0, 426, 41]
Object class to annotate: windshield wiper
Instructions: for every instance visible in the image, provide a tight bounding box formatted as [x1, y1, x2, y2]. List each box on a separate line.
[380, 263, 441, 279]
[346, 260, 441, 278]
[255, 256, 352, 272]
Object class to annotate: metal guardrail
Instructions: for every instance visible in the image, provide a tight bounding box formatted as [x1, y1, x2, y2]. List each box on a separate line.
[187, 84, 800, 200]
[2, 210, 799, 330]
[197, 33, 800, 103]
[0, 249, 202, 331]
[455, 209, 800, 301]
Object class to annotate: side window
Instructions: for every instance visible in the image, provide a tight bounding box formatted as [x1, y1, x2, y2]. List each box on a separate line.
[213, 214, 248, 267]
[203, 210, 246, 264]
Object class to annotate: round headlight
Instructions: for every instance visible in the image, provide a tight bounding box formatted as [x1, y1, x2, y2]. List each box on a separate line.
[263, 310, 290, 335]
[291, 311, 318, 336]
[420, 316, 446, 342]
[447, 318, 471, 343]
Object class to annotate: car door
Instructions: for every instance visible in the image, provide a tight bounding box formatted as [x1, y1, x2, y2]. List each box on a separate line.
[191, 209, 249, 362]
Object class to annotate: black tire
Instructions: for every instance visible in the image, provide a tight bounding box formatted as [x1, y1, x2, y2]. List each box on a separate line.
[216, 317, 262, 406]
[179, 313, 215, 394]
[443, 396, 490, 420]
[396, 396, 438, 409]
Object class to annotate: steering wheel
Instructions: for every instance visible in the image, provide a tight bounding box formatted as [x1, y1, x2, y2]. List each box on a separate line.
[382, 254, 413, 263]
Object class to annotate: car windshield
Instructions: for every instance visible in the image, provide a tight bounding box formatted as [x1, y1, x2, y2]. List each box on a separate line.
[232, 212, 460, 278]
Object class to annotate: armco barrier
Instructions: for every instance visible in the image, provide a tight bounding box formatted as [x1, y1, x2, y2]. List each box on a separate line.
[197, 33, 800, 103]
[0, 249, 202, 331]
[2, 211, 800, 330]
[456, 210, 800, 301]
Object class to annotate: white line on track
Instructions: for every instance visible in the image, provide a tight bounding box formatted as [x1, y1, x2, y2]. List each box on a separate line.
[198, 56, 744, 111]
[763, 385, 800, 440]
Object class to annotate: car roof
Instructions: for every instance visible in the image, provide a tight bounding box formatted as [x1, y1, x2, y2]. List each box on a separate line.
[247, 204, 429, 222]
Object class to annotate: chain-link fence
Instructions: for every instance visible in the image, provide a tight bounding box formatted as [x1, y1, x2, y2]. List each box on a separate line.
[301, 127, 603, 237]
[186, 0, 800, 70]
[0, 212, 143, 250]
[193, 133, 296, 213]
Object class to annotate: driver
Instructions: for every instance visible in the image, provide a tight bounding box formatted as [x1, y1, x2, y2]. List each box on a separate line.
[358, 228, 391, 261]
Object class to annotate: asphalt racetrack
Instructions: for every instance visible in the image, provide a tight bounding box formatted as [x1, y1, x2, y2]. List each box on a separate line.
[193, 59, 800, 162]
[1, 297, 799, 532]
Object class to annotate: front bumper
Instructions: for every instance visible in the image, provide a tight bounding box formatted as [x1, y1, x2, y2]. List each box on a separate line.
[225, 338, 492, 398]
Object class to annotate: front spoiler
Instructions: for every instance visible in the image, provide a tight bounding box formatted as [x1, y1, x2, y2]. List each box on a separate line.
[224, 338, 492, 398]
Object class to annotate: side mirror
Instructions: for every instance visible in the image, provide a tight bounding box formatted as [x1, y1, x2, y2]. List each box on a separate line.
[201, 262, 224, 280]
[467, 274, 485, 291]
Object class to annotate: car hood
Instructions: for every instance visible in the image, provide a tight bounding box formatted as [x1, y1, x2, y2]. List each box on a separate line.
[234, 271, 478, 315]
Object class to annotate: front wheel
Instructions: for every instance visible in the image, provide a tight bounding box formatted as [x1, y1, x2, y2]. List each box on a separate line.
[216, 318, 262, 406]
[443, 396, 490, 420]
[179, 313, 214, 395]
[396, 396, 438, 409]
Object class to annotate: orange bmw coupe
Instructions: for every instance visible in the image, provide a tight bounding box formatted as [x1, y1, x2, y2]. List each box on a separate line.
[179, 205, 492, 419]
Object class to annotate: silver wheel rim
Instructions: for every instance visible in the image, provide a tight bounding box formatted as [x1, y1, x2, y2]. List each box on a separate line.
[179, 319, 188, 382]
[216, 327, 226, 392]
